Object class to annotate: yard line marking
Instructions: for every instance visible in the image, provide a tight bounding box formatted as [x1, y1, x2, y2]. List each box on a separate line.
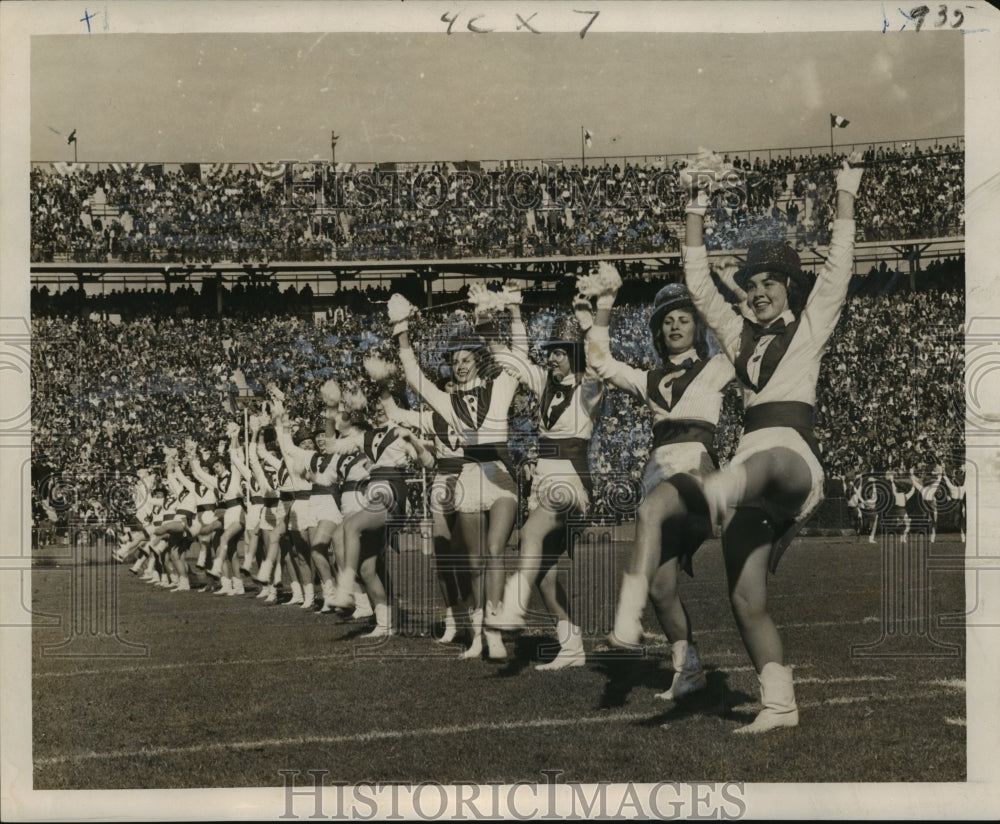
[929, 679, 966, 690]
[730, 687, 964, 713]
[34, 712, 651, 766]
[945, 717, 966, 726]
[33, 651, 354, 679]
[36, 684, 966, 768]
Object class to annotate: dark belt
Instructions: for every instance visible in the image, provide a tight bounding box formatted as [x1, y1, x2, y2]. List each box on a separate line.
[537, 437, 593, 496]
[464, 443, 508, 464]
[435, 457, 467, 476]
[250, 495, 265, 505]
[279, 492, 294, 502]
[292, 490, 311, 501]
[221, 498, 242, 509]
[341, 480, 366, 493]
[651, 419, 719, 468]
[743, 402, 822, 463]
[196, 503, 215, 513]
[464, 443, 516, 482]
[311, 486, 337, 497]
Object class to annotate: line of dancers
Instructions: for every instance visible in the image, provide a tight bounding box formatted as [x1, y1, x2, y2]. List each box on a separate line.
[112, 153, 955, 733]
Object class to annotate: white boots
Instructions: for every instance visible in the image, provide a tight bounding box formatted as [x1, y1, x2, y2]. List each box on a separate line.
[735, 662, 799, 734]
[436, 607, 457, 644]
[609, 573, 648, 648]
[655, 640, 706, 701]
[486, 572, 530, 630]
[364, 603, 393, 638]
[535, 620, 586, 671]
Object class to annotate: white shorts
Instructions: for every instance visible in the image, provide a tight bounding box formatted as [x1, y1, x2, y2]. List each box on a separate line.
[287, 498, 317, 533]
[340, 488, 367, 518]
[262, 501, 287, 532]
[311, 493, 343, 526]
[222, 504, 244, 530]
[246, 502, 263, 532]
[725, 427, 824, 525]
[642, 442, 716, 492]
[454, 460, 517, 514]
[529, 459, 590, 515]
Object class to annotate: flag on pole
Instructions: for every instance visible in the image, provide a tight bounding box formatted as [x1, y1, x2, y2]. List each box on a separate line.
[67, 129, 77, 145]
[584, 129, 594, 148]
[830, 114, 850, 128]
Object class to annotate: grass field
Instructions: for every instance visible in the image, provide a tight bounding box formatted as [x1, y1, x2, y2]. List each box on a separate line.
[30, 532, 966, 789]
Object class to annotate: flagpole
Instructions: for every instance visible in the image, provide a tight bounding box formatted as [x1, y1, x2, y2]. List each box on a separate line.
[581, 126, 586, 167]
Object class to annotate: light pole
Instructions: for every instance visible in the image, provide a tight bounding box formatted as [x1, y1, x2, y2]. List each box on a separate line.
[330, 131, 339, 168]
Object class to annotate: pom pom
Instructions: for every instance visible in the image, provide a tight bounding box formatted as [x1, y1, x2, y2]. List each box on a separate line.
[678, 147, 738, 191]
[341, 388, 367, 414]
[319, 379, 342, 408]
[498, 285, 523, 307]
[575, 261, 623, 298]
[363, 355, 398, 384]
[387, 293, 417, 323]
[225, 422, 241, 438]
[467, 283, 500, 312]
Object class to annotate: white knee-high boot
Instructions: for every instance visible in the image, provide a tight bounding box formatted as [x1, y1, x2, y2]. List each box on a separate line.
[656, 640, 707, 701]
[609, 572, 648, 648]
[735, 662, 799, 734]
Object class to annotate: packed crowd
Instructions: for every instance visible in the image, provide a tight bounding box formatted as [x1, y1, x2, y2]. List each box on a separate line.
[30, 144, 963, 264]
[32, 280, 964, 526]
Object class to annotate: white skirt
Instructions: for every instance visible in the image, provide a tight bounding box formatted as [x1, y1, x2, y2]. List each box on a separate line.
[222, 504, 244, 530]
[262, 500, 287, 532]
[727, 426, 825, 524]
[642, 441, 716, 491]
[340, 488, 368, 518]
[454, 460, 517, 514]
[245, 502, 263, 532]
[287, 498, 318, 533]
[529, 458, 590, 515]
[311, 493, 343, 526]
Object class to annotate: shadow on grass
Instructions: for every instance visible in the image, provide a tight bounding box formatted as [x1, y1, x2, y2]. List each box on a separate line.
[591, 650, 662, 709]
[491, 634, 555, 677]
[631, 670, 755, 726]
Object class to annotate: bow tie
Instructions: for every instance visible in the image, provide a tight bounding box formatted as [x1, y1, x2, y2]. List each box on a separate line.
[749, 318, 787, 341]
[667, 358, 696, 372]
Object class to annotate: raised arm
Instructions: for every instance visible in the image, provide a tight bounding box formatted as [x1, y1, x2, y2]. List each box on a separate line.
[798, 155, 862, 338]
[228, 425, 252, 483]
[185, 440, 218, 491]
[683, 196, 744, 359]
[247, 429, 272, 493]
[395, 326, 455, 421]
[380, 388, 425, 432]
[172, 461, 197, 495]
[256, 437, 282, 472]
[581, 285, 648, 399]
